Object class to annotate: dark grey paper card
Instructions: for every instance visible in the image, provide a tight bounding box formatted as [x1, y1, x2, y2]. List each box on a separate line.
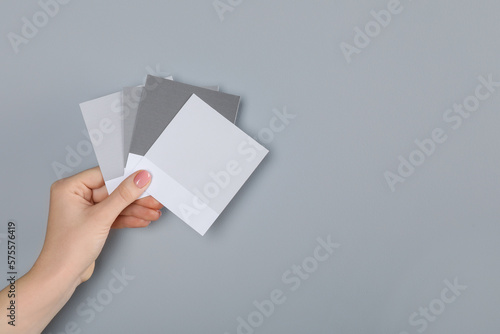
[130, 75, 240, 156]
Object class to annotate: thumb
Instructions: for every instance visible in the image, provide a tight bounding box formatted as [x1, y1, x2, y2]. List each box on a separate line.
[95, 170, 152, 223]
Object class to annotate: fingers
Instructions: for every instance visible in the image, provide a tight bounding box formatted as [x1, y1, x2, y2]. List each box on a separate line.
[120, 204, 162, 221]
[94, 189, 163, 209]
[94, 170, 152, 224]
[70, 167, 105, 190]
[92, 185, 109, 203]
[111, 216, 152, 229]
[134, 196, 164, 210]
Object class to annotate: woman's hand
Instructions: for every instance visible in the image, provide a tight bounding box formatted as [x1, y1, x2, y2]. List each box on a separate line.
[35, 167, 160, 284]
[0, 167, 162, 334]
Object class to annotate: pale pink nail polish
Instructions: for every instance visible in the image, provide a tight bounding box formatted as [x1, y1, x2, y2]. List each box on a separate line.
[134, 170, 151, 188]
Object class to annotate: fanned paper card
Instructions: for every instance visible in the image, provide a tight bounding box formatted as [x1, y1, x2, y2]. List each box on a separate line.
[134, 94, 268, 235]
[80, 91, 126, 182]
[80, 76, 173, 185]
[106, 76, 240, 195]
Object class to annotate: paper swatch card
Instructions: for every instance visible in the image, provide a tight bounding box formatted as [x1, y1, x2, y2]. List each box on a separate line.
[81, 77, 173, 192]
[122, 86, 143, 167]
[80, 91, 125, 182]
[134, 94, 268, 235]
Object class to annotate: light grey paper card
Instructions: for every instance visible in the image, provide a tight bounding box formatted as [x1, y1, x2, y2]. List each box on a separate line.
[80, 92, 125, 182]
[122, 86, 143, 166]
[130, 75, 240, 156]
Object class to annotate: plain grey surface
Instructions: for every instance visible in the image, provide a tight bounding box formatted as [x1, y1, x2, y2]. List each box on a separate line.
[131, 75, 240, 156]
[0, 1, 499, 333]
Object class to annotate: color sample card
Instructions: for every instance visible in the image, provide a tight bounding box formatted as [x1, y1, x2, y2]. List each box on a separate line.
[122, 86, 143, 167]
[134, 94, 268, 235]
[80, 91, 125, 182]
[81, 77, 173, 191]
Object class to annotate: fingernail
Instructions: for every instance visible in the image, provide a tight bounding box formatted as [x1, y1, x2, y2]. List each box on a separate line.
[158, 210, 162, 217]
[134, 170, 151, 188]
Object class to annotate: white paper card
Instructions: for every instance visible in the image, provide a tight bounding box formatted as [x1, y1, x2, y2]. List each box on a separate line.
[134, 94, 268, 235]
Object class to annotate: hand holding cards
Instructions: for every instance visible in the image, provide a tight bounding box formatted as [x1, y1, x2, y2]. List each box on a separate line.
[80, 75, 268, 235]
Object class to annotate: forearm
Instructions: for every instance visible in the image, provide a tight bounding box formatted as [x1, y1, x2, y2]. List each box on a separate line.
[0, 168, 154, 333]
[0, 262, 80, 334]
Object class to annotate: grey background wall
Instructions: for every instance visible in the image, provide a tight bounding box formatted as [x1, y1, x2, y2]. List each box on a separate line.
[1, 1, 499, 333]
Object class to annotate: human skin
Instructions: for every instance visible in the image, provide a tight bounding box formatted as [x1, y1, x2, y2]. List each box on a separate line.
[0, 167, 161, 334]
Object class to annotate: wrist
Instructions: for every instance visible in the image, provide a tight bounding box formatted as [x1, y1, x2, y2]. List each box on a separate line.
[3, 257, 81, 333]
[30, 253, 82, 294]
